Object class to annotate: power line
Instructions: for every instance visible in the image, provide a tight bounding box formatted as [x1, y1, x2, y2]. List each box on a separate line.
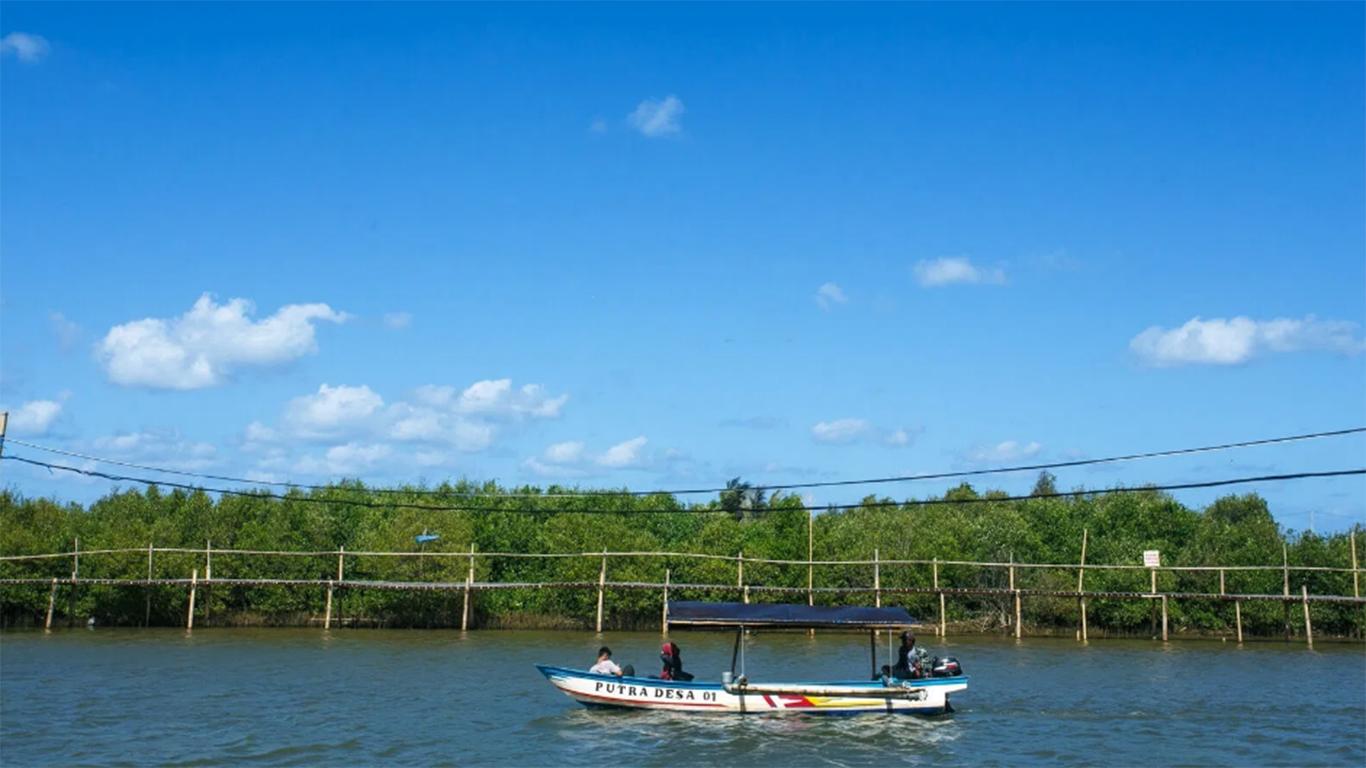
[3, 453, 1362, 515]
[4, 426, 1363, 499]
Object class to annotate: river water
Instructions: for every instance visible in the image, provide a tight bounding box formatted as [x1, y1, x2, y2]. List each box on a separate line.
[2, 629, 1362, 766]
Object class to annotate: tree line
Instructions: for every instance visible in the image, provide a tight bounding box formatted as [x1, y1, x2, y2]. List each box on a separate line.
[1, 473, 1361, 637]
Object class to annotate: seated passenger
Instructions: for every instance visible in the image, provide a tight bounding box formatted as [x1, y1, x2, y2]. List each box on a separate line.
[590, 646, 625, 677]
[891, 631, 921, 679]
[660, 641, 694, 681]
[874, 664, 892, 681]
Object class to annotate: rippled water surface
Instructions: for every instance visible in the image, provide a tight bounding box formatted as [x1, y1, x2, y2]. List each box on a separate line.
[2, 629, 1363, 766]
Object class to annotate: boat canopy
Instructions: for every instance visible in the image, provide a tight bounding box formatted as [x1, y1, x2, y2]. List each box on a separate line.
[667, 601, 917, 629]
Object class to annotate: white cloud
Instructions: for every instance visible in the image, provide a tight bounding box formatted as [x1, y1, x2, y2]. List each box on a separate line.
[589, 117, 609, 134]
[50, 312, 81, 351]
[386, 404, 446, 442]
[386, 405, 493, 452]
[382, 312, 412, 329]
[884, 428, 912, 447]
[815, 282, 848, 311]
[450, 421, 495, 452]
[1, 32, 49, 64]
[913, 257, 1006, 287]
[243, 421, 278, 446]
[969, 440, 1042, 463]
[412, 384, 456, 407]
[1130, 316, 1365, 367]
[597, 436, 649, 468]
[250, 377, 564, 468]
[523, 457, 588, 478]
[811, 418, 872, 444]
[544, 441, 586, 464]
[524, 435, 671, 476]
[414, 450, 452, 468]
[809, 418, 913, 446]
[284, 384, 383, 438]
[628, 95, 684, 137]
[295, 442, 393, 476]
[522, 440, 596, 478]
[7, 399, 62, 435]
[453, 379, 568, 419]
[97, 294, 348, 389]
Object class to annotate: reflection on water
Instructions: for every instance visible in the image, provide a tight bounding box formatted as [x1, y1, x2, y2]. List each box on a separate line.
[1, 628, 1361, 766]
[548, 707, 965, 767]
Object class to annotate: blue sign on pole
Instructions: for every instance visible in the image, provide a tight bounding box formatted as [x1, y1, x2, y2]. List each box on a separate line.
[415, 533, 440, 544]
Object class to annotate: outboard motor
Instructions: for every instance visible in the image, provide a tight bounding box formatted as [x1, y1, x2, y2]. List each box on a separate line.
[930, 656, 963, 677]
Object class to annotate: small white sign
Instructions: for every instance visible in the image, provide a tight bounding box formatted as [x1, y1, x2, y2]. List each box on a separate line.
[1143, 550, 1161, 568]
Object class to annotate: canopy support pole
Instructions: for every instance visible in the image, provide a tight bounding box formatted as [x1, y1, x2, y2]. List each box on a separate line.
[730, 628, 742, 677]
[869, 630, 878, 679]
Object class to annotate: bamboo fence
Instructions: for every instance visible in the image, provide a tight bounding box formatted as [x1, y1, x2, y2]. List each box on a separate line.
[2, 529, 1362, 645]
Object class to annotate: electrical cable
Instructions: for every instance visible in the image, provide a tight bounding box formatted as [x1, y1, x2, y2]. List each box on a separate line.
[3, 426, 1362, 499]
[3, 452, 1361, 515]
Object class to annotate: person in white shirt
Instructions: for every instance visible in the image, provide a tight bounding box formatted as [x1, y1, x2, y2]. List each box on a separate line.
[589, 646, 624, 676]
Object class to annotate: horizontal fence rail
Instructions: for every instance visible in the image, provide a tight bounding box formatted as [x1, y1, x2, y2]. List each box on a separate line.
[2, 532, 1362, 647]
[2, 547, 1362, 572]
[2, 576, 1363, 604]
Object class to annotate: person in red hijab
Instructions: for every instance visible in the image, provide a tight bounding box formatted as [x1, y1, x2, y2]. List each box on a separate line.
[659, 641, 694, 681]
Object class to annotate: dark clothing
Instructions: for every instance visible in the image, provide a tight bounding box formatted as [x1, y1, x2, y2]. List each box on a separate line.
[892, 642, 918, 679]
[660, 643, 694, 682]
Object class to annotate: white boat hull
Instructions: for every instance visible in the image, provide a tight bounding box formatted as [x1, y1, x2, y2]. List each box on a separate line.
[536, 665, 966, 715]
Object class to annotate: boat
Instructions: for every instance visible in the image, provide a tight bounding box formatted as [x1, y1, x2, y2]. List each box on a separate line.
[536, 601, 968, 715]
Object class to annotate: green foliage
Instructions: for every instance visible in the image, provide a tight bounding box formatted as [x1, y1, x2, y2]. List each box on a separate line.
[0, 484, 1360, 637]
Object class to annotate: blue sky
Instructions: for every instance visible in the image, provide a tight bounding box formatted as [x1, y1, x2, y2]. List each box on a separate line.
[2, 3, 1363, 532]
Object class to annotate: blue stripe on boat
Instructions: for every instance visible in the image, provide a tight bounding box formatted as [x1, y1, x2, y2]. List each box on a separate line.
[535, 664, 968, 689]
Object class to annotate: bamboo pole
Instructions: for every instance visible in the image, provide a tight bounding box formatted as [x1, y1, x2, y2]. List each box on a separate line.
[145, 542, 153, 627]
[873, 549, 881, 608]
[461, 543, 475, 632]
[662, 568, 670, 634]
[69, 537, 79, 628]
[738, 551, 747, 604]
[45, 578, 56, 631]
[324, 580, 333, 629]
[1078, 528, 1088, 643]
[336, 545, 346, 628]
[1283, 543, 1291, 642]
[186, 569, 198, 630]
[1235, 599, 1243, 643]
[1160, 595, 1168, 642]
[1010, 555, 1021, 639]
[807, 509, 814, 637]
[797, 508, 808, 604]
[933, 558, 945, 637]
[1301, 584, 1313, 649]
[595, 550, 607, 633]
[1351, 530, 1359, 600]
[1219, 567, 1227, 641]
[204, 540, 212, 625]
[1149, 566, 1157, 638]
